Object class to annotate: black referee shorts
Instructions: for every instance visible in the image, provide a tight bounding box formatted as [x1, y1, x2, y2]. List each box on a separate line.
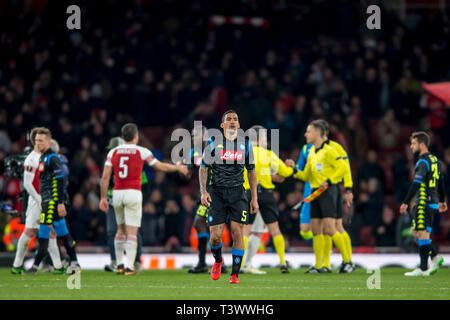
[246, 188, 279, 225]
[310, 184, 338, 219]
[208, 186, 249, 226]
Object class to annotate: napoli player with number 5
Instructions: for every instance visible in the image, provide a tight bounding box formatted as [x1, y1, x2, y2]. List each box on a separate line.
[200, 110, 259, 284]
[100, 123, 188, 275]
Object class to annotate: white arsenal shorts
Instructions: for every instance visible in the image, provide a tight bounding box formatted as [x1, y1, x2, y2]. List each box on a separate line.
[25, 196, 41, 229]
[25, 197, 41, 229]
[112, 189, 143, 227]
[251, 210, 268, 233]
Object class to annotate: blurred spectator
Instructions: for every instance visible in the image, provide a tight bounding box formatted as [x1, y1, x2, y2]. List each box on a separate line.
[0, 129, 12, 153]
[364, 178, 384, 227]
[350, 178, 384, 245]
[328, 121, 349, 151]
[68, 193, 90, 241]
[180, 194, 196, 246]
[141, 202, 161, 246]
[163, 199, 182, 253]
[309, 97, 326, 120]
[265, 105, 295, 151]
[379, 70, 390, 113]
[396, 213, 416, 252]
[86, 193, 107, 245]
[342, 114, 369, 161]
[392, 145, 414, 204]
[357, 150, 386, 190]
[292, 95, 309, 143]
[376, 109, 400, 151]
[141, 189, 165, 246]
[278, 191, 301, 243]
[374, 206, 397, 246]
[360, 68, 381, 119]
[390, 77, 419, 125]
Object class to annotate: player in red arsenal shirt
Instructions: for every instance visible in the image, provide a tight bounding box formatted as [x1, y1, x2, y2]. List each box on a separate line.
[100, 123, 188, 275]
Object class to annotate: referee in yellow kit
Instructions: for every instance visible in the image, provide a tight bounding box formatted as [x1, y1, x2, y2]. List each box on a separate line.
[288, 120, 348, 273]
[242, 125, 296, 274]
[318, 119, 354, 273]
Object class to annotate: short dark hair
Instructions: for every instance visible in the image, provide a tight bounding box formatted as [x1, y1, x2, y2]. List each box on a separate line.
[121, 123, 138, 142]
[411, 131, 430, 147]
[315, 119, 329, 136]
[222, 109, 238, 123]
[309, 119, 327, 137]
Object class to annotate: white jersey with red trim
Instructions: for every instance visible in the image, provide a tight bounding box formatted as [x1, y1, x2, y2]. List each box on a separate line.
[24, 150, 41, 194]
[105, 144, 157, 191]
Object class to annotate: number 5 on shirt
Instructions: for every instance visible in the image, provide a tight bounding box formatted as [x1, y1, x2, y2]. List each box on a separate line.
[119, 156, 129, 178]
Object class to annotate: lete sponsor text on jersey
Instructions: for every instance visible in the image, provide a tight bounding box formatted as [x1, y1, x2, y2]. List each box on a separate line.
[220, 150, 243, 161]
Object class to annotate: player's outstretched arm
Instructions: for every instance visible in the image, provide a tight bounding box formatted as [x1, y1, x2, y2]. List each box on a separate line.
[284, 158, 296, 169]
[99, 165, 112, 212]
[153, 160, 188, 176]
[270, 151, 294, 178]
[293, 159, 311, 182]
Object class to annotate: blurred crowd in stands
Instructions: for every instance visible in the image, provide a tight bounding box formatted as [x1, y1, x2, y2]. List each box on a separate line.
[1, 0, 450, 252]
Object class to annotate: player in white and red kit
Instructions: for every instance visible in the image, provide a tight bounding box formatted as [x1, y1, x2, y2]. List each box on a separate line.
[11, 128, 63, 275]
[99, 123, 188, 275]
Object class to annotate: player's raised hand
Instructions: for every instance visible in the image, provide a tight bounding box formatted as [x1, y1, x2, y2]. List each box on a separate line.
[250, 198, 259, 214]
[438, 202, 448, 213]
[285, 159, 296, 168]
[201, 191, 212, 207]
[99, 197, 109, 212]
[399, 203, 408, 215]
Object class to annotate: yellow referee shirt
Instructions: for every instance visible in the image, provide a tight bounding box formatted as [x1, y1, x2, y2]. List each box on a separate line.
[294, 142, 347, 189]
[325, 140, 353, 190]
[243, 145, 294, 190]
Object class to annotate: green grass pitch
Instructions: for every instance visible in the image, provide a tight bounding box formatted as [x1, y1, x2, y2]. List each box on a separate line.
[1, 267, 449, 300]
